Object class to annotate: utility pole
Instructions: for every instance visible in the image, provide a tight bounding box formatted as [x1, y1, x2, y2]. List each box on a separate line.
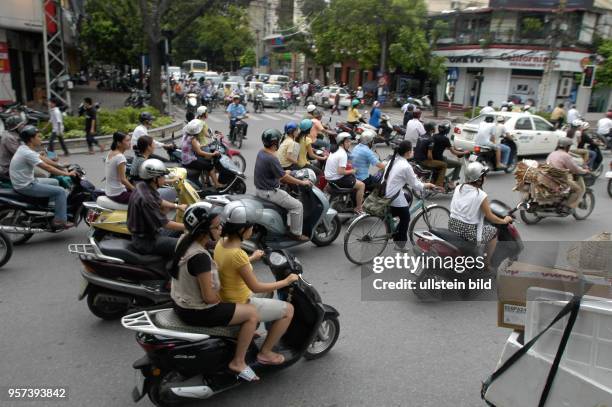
[537, 0, 566, 112]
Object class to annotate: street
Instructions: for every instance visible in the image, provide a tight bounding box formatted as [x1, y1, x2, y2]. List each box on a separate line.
[0, 104, 611, 407]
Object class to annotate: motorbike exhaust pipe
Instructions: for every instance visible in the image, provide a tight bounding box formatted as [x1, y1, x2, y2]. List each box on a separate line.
[0, 225, 46, 234]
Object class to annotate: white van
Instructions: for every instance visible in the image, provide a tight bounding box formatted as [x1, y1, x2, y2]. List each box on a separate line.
[268, 75, 290, 85]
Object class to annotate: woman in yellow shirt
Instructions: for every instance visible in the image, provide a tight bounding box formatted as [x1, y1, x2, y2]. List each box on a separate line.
[347, 99, 362, 125]
[277, 122, 300, 170]
[296, 119, 326, 174]
[214, 204, 298, 366]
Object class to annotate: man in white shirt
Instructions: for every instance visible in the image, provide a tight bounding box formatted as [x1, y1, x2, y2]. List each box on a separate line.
[597, 110, 612, 137]
[567, 105, 580, 124]
[324, 132, 365, 214]
[47, 97, 69, 156]
[480, 100, 495, 115]
[404, 110, 425, 145]
[131, 111, 171, 161]
[474, 115, 510, 169]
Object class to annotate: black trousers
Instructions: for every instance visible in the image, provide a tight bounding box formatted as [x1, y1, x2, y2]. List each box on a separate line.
[391, 205, 411, 249]
[49, 132, 69, 155]
[86, 132, 99, 147]
[131, 235, 178, 259]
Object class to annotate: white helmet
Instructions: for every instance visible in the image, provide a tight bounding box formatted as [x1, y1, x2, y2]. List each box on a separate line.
[571, 119, 583, 127]
[139, 158, 169, 180]
[196, 105, 208, 117]
[306, 104, 317, 113]
[496, 115, 506, 123]
[464, 162, 489, 183]
[359, 129, 376, 145]
[336, 132, 352, 145]
[184, 119, 204, 135]
[580, 121, 590, 130]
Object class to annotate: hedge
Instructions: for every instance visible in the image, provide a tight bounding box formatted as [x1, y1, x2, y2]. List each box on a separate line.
[38, 106, 174, 139]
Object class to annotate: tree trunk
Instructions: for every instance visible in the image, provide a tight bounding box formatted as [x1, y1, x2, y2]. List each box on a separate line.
[322, 65, 329, 85]
[379, 31, 388, 75]
[148, 37, 163, 112]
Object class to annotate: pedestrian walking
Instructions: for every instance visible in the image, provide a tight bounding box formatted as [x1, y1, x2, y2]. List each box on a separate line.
[47, 97, 69, 156]
[330, 92, 341, 115]
[83, 97, 104, 154]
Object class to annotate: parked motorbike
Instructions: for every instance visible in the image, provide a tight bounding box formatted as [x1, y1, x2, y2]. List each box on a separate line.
[518, 173, 595, 224]
[205, 169, 341, 249]
[121, 248, 340, 406]
[0, 164, 101, 245]
[124, 88, 150, 108]
[412, 200, 524, 300]
[68, 235, 173, 320]
[470, 136, 518, 173]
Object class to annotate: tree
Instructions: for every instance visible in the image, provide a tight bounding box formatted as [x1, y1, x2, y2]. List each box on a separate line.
[240, 48, 257, 68]
[80, 0, 143, 67]
[309, 0, 426, 73]
[389, 20, 448, 116]
[595, 39, 612, 88]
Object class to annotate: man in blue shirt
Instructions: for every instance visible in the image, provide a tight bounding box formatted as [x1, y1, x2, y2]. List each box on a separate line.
[369, 101, 381, 129]
[352, 129, 385, 190]
[226, 95, 248, 140]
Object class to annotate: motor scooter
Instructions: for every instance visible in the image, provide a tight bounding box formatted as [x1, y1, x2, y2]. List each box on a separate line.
[470, 135, 518, 173]
[412, 200, 524, 300]
[184, 93, 199, 120]
[0, 164, 102, 245]
[205, 169, 341, 249]
[121, 248, 340, 406]
[68, 235, 174, 320]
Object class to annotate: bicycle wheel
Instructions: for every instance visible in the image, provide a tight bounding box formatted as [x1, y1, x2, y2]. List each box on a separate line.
[276, 102, 283, 113]
[343, 215, 391, 265]
[408, 204, 450, 246]
[236, 128, 243, 149]
[287, 101, 296, 114]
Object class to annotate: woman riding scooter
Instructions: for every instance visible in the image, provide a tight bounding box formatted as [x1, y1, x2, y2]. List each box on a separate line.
[181, 119, 224, 189]
[214, 204, 299, 366]
[170, 203, 261, 382]
[448, 162, 512, 268]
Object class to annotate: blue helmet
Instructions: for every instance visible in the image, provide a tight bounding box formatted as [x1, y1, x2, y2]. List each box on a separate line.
[299, 119, 313, 132]
[284, 121, 298, 134]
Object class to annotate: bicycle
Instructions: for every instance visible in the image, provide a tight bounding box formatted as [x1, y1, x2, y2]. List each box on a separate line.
[343, 190, 450, 265]
[276, 97, 296, 114]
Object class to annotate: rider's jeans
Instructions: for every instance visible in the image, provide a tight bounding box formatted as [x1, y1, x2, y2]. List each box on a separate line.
[256, 188, 303, 236]
[421, 159, 447, 187]
[498, 144, 511, 165]
[16, 178, 67, 221]
[444, 158, 462, 181]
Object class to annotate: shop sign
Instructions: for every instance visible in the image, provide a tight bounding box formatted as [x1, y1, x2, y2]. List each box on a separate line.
[448, 56, 483, 64]
[0, 43, 9, 73]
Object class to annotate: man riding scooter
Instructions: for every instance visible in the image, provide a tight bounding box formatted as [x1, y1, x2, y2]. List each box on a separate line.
[546, 137, 589, 211]
[474, 115, 511, 170]
[325, 132, 366, 214]
[227, 95, 248, 141]
[352, 129, 385, 190]
[254, 129, 312, 241]
[127, 159, 188, 258]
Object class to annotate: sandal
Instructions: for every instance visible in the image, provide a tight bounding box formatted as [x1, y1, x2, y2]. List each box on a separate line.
[257, 353, 285, 366]
[234, 366, 259, 382]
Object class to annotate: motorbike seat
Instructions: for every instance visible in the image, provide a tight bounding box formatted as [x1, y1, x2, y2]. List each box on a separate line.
[327, 181, 354, 194]
[96, 196, 128, 211]
[154, 309, 239, 338]
[99, 239, 166, 267]
[0, 188, 49, 207]
[430, 228, 480, 256]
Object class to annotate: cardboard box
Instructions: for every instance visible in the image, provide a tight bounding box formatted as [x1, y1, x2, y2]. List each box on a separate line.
[497, 262, 612, 330]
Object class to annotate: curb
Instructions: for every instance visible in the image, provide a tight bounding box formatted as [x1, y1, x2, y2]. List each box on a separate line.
[42, 120, 184, 155]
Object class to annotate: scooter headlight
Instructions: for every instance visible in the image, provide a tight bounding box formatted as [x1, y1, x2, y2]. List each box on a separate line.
[269, 252, 287, 267]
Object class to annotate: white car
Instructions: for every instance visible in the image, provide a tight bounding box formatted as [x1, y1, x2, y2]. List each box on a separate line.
[314, 86, 351, 108]
[452, 112, 565, 156]
[261, 84, 282, 107]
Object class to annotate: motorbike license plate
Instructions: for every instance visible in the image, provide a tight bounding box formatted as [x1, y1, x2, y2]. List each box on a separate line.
[78, 278, 89, 300]
[606, 171, 612, 179]
[131, 373, 145, 402]
[469, 154, 478, 162]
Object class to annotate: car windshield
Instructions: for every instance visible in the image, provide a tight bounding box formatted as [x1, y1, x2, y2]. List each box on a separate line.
[264, 85, 280, 93]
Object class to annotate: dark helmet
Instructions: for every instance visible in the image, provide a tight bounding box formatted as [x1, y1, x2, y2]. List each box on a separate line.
[484, 115, 495, 123]
[139, 111, 154, 123]
[261, 128, 282, 148]
[183, 202, 221, 235]
[284, 121, 298, 135]
[438, 122, 451, 135]
[5, 114, 25, 131]
[19, 125, 40, 143]
[424, 122, 436, 133]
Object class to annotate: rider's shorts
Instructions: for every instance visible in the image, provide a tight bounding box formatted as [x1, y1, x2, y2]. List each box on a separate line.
[249, 296, 288, 322]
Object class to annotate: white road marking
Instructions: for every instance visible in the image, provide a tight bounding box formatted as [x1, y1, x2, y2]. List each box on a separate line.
[277, 113, 296, 120]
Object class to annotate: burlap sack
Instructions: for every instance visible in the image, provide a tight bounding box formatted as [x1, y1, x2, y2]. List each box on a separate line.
[566, 232, 612, 275]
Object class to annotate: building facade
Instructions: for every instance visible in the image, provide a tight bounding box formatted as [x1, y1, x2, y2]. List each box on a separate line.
[431, 0, 612, 115]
